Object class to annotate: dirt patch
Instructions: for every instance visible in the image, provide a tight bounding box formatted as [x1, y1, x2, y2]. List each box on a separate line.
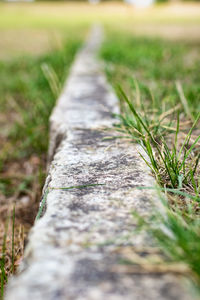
[0, 155, 45, 287]
[0, 29, 64, 61]
[130, 24, 200, 42]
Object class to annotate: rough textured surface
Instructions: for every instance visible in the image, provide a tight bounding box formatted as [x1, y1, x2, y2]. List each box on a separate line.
[6, 26, 189, 300]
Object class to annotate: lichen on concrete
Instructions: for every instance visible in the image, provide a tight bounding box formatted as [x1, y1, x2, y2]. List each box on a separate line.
[5, 26, 189, 300]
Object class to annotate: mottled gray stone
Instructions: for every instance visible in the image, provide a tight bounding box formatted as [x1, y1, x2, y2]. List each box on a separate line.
[5, 26, 189, 300]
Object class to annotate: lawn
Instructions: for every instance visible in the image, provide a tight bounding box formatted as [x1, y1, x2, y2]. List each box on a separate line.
[0, 1, 200, 298]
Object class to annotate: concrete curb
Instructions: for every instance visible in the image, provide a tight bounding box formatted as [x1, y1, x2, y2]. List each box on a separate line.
[5, 26, 189, 300]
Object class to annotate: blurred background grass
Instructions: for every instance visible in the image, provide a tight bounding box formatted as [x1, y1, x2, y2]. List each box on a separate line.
[0, 2, 200, 59]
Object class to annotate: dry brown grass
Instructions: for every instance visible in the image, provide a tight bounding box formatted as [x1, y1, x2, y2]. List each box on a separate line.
[0, 155, 45, 290]
[129, 24, 200, 41]
[0, 29, 64, 60]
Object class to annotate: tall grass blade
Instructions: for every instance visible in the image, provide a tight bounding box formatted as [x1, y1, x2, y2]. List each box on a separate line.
[41, 63, 61, 98]
[176, 81, 194, 122]
[178, 112, 200, 160]
[117, 85, 156, 143]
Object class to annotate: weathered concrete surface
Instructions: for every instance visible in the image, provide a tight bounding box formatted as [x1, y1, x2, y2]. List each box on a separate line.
[5, 26, 189, 300]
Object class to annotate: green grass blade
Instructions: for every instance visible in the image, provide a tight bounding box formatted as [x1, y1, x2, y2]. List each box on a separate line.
[117, 85, 155, 143]
[179, 134, 200, 172]
[178, 112, 200, 159]
[176, 81, 194, 122]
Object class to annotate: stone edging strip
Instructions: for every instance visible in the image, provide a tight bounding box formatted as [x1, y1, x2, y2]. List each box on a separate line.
[5, 26, 189, 300]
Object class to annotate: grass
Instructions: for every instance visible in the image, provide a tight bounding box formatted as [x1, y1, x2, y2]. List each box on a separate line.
[0, 28, 83, 296]
[118, 86, 200, 192]
[0, 2, 200, 60]
[101, 30, 200, 293]
[0, 218, 8, 299]
[133, 192, 200, 293]
[0, 35, 82, 172]
[0, 207, 16, 299]
[101, 34, 200, 116]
